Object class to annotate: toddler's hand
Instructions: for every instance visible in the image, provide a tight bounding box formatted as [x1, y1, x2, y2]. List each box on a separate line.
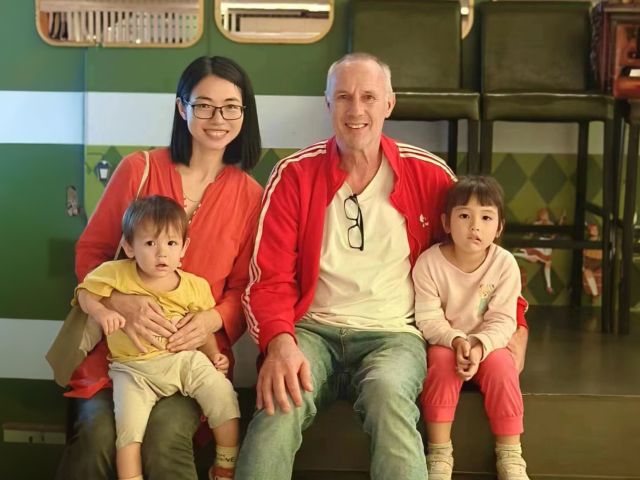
[213, 353, 230, 376]
[94, 310, 126, 336]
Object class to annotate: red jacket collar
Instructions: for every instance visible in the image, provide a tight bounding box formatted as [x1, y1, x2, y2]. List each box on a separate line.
[324, 134, 402, 199]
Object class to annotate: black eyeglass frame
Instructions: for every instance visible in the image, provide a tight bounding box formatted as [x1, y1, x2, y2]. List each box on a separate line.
[183, 100, 246, 120]
[344, 194, 364, 251]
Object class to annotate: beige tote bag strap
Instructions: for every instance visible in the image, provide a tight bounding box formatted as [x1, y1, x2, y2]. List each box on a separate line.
[114, 150, 150, 260]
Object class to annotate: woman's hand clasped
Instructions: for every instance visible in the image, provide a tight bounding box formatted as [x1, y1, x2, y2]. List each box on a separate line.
[107, 291, 176, 353]
[167, 309, 223, 353]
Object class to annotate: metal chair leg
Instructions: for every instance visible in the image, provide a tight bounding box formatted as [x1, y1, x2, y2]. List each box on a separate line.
[467, 119, 480, 174]
[480, 120, 493, 175]
[447, 120, 459, 173]
[620, 120, 639, 334]
[571, 122, 588, 309]
[601, 118, 615, 333]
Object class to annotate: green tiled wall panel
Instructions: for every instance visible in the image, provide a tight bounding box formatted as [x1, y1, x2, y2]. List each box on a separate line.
[0, 144, 85, 320]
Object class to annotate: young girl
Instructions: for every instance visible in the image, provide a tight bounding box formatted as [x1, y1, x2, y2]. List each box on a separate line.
[412, 175, 529, 480]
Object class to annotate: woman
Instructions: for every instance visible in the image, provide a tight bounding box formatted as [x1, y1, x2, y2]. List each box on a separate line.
[55, 56, 263, 480]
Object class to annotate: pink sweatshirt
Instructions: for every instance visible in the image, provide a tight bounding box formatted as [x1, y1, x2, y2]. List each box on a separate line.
[413, 243, 521, 360]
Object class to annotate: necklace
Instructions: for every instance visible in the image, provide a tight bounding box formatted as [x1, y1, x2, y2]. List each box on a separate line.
[183, 192, 202, 203]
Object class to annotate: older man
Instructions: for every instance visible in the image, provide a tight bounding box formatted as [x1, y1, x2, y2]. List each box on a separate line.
[236, 53, 528, 480]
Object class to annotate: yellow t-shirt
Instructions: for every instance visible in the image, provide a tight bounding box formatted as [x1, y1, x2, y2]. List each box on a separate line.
[75, 259, 215, 362]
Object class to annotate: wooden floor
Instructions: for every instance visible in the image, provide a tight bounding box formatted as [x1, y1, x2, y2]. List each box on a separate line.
[285, 307, 640, 480]
[520, 306, 640, 396]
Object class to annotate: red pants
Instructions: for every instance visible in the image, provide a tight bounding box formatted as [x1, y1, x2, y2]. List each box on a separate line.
[421, 346, 524, 436]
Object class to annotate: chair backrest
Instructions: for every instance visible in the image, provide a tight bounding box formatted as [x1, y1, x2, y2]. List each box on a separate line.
[480, 1, 592, 93]
[350, 0, 462, 90]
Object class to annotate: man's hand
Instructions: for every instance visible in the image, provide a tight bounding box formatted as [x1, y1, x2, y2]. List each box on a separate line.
[257, 334, 314, 415]
[107, 292, 175, 353]
[167, 309, 222, 353]
[507, 326, 529, 374]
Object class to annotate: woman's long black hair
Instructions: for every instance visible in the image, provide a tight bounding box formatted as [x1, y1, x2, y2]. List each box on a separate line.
[170, 56, 261, 171]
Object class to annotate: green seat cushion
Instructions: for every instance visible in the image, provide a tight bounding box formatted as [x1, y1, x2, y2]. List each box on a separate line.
[482, 93, 615, 122]
[393, 91, 480, 121]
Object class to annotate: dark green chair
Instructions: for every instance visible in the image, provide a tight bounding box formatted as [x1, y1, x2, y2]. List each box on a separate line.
[479, 1, 616, 330]
[350, 0, 479, 173]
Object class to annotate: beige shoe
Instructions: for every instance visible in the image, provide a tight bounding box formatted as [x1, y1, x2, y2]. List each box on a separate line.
[496, 450, 530, 480]
[426, 450, 454, 480]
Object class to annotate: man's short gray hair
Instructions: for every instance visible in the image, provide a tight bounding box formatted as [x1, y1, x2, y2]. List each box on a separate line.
[325, 52, 394, 99]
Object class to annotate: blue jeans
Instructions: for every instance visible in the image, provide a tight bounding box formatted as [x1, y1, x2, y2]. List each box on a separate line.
[54, 390, 201, 480]
[236, 321, 427, 480]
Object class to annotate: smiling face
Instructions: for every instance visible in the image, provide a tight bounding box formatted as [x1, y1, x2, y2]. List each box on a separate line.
[177, 74, 244, 154]
[123, 222, 189, 284]
[442, 195, 503, 258]
[326, 59, 395, 157]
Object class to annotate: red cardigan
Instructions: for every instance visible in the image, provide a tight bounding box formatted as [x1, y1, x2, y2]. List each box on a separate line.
[69, 148, 263, 398]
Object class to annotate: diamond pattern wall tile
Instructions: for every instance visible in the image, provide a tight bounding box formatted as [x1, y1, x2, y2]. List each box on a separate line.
[548, 182, 575, 222]
[252, 149, 281, 186]
[587, 154, 603, 204]
[508, 153, 543, 177]
[494, 154, 527, 200]
[553, 153, 577, 178]
[531, 154, 568, 204]
[506, 183, 547, 223]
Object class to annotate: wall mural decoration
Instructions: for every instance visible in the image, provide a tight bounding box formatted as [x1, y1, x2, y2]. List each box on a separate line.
[513, 207, 566, 296]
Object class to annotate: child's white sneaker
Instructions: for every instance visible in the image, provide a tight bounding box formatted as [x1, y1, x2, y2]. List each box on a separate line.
[496, 444, 530, 480]
[426, 442, 454, 480]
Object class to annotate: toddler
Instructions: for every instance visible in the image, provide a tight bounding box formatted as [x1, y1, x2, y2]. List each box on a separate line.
[76, 195, 239, 480]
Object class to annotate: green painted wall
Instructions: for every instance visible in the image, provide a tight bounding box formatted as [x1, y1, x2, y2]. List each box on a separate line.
[0, 0, 85, 91]
[0, 145, 85, 320]
[84, 0, 349, 95]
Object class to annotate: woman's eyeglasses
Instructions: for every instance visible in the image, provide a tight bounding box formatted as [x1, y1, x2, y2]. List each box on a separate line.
[344, 194, 364, 251]
[184, 101, 245, 120]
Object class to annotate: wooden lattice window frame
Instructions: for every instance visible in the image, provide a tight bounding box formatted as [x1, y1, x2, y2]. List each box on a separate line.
[214, 0, 334, 44]
[36, 0, 204, 48]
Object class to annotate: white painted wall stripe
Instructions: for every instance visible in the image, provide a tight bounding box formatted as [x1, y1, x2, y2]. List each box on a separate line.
[0, 91, 606, 153]
[85, 92, 174, 147]
[0, 91, 84, 145]
[0, 319, 61, 380]
[0, 318, 259, 386]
